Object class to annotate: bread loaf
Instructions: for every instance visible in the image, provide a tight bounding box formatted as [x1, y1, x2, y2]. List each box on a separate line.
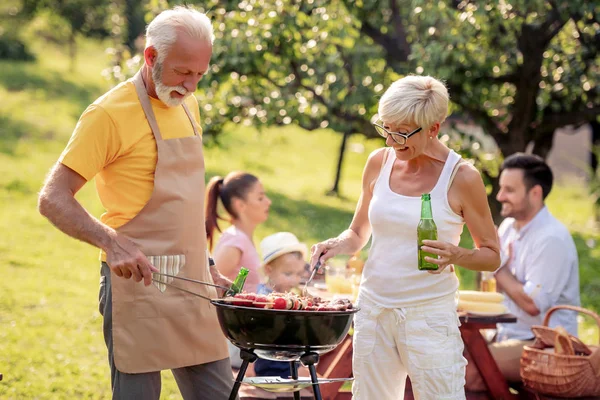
[458, 299, 507, 314]
[459, 290, 505, 303]
[554, 326, 575, 355]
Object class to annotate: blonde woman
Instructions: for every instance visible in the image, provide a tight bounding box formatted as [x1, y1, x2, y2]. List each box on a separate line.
[310, 76, 500, 400]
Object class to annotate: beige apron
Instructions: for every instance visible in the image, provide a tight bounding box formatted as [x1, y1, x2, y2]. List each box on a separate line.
[110, 71, 228, 374]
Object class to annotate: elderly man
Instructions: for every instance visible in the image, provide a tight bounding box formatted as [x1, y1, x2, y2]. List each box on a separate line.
[38, 6, 235, 400]
[466, 153, 580, 390]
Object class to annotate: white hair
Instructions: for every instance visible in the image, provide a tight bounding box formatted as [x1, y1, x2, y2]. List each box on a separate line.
[145, 6, 214, 63]
[378, 75, 449, 129]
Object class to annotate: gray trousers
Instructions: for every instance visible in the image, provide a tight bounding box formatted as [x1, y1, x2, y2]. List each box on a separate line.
[99, 263, 237, 400]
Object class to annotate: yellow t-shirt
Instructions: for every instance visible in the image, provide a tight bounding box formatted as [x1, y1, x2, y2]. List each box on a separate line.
[59, 81, 203, 257]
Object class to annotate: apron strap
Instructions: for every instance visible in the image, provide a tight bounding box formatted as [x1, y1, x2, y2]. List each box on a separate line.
[181, 102, 201, 137]
[133, 70, 163, 141]
[132, 69, 201, 140]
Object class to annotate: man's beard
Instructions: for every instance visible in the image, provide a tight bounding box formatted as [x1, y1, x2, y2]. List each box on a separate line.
[152, 60, 190, 107]
[500, 198, 532, 221]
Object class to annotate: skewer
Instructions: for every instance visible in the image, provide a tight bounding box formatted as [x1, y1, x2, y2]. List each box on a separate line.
[153, 272, 229, 290]
[152, 279, 213, 301]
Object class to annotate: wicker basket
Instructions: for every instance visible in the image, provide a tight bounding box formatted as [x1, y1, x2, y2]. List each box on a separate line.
[520, 305, 600, 398]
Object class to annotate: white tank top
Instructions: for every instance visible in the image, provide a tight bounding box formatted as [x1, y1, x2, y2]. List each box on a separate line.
[359, 148, 464, 308]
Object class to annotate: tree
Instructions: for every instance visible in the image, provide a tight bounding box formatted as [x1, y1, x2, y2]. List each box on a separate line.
[198, 0, 597, 205]
[123, 0, 146, 52]
[184, 0, 394, 195]
[20, 0, 112, 69]
[343, 0, 599, 216]
[110, 0, 599, 214]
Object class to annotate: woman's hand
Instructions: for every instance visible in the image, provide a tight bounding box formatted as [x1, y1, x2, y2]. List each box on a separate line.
[309, 238, 341, 269]
[420, 239, 467, 274]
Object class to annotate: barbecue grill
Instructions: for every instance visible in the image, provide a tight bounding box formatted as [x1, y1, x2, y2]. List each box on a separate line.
[211, 300, 358, 400]
[151, 271, 356, 400]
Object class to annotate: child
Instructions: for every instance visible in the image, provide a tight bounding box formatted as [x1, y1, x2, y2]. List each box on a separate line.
[257, 232, 308, 295]
[254, 232, 308, 377]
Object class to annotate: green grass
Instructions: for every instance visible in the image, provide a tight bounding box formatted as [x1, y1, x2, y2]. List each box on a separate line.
[1, 36, 599, 398]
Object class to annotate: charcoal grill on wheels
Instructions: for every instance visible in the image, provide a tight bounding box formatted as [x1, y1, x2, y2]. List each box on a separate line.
[211, 300, 358, 400]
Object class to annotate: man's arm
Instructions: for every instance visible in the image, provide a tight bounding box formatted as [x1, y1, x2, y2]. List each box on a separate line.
[495, 265, 540, 316]
[496, 236, 570, 317]
[38, 163, 156, 285]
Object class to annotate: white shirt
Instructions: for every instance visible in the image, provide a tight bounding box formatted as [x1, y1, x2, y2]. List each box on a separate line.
[359, 148, 464, 308]
[496, 207, 580, 341]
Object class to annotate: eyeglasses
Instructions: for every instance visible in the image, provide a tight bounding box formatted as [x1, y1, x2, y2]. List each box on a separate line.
[372, 119, 422, 145]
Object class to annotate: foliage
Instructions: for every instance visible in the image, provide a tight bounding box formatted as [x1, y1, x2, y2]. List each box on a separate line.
[335, 0, 599, 213]
[100, 0, 599, 205]
[19, 0, 113, 69]
[0, 1, 35, 61]
[20, 0, 113, 39]
[0, 33, 35, 61]
[406, 0, 600, 159]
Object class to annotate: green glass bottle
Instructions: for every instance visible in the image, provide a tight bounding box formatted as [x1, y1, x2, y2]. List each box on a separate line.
[224, 267, 249, 297]
[417, 193, 439, 271]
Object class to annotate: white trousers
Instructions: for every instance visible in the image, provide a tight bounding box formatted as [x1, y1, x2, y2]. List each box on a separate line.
[352, 293, 467, 400]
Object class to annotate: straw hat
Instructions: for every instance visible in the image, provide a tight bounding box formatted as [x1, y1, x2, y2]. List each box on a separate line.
[260, 232, 308, 266]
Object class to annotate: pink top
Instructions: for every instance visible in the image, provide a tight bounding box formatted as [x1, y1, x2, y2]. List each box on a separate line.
[214, 226, 261, 293]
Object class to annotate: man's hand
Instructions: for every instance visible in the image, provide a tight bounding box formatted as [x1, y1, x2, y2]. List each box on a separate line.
[105, 232, 158, 286]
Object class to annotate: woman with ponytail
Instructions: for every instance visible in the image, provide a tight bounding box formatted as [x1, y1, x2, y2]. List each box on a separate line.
[205, 171, 271, 295]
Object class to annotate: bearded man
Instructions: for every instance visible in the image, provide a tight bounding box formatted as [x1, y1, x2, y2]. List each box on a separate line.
[465, 152, 580, 391]
[38, 6, 236, 399]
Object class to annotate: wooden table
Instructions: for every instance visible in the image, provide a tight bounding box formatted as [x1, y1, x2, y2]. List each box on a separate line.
[459, 312, 518, 400]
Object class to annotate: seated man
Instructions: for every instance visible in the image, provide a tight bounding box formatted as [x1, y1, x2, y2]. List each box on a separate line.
[466, 153, 580, 390]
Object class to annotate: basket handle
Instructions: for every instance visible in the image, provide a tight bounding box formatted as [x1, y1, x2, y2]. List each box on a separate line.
[542, 305, 600, 343]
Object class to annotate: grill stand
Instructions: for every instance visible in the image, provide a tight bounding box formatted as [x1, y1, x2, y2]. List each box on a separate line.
[229, 349, 323, 400]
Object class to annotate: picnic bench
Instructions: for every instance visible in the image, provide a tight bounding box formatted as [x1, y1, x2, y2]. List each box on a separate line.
[459, 312, 520, 400]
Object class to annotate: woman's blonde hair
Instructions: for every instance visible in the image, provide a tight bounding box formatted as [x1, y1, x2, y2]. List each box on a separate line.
[378, 75, 449, 130]
[145, 6, 214, 63]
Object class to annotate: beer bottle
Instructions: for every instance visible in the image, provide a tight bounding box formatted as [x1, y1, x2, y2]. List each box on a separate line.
[224, 267, 249, 297]
[417, 193, 439, 271]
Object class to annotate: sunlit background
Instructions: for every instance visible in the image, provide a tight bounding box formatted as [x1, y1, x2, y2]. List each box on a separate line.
[1, 0, 598, 398]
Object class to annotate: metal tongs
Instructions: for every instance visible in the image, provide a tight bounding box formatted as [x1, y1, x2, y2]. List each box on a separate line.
[152, 272, 229, 301]
[302, 255, 323, 296]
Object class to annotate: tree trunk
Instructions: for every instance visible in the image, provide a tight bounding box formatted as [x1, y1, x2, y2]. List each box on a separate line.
[125, 0, 145, 52]
[590, 120, 600, 172]
[328, 130, 351, 196]
[68, 29, 76, 72]
[531, 129, 556, 160]
[486, 174, 503, 225]
[590, 120, 600, 223]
